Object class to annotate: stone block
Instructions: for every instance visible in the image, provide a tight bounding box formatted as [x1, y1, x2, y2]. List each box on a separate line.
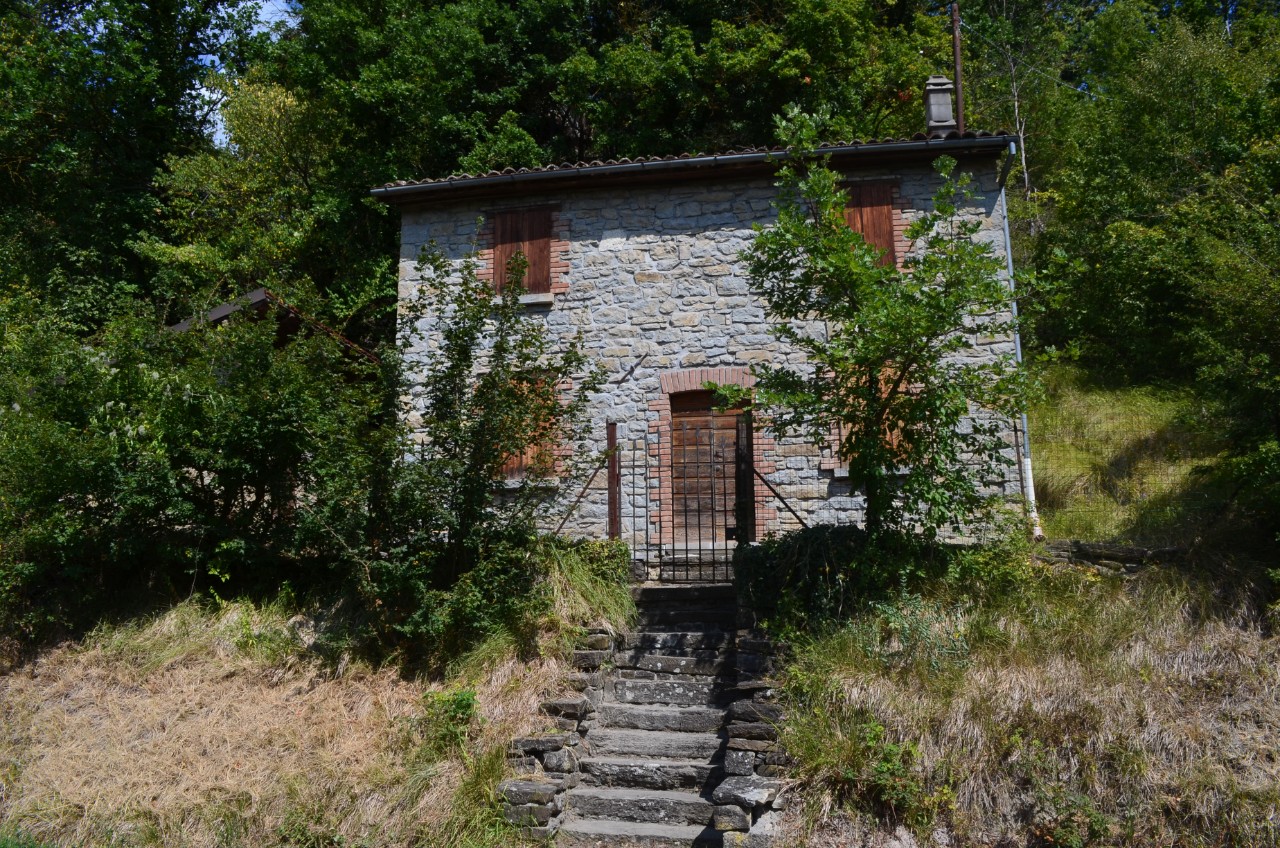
[580, 633, 613, 650]
[713, 804, 752, 832]
[564, 672, 601, 692]
[728, 701, 783, 723]
[542, 747, 578, 773]
[498, 779, 559, 806]
[510, 734, 573, 755]
[507, 755, 538, 773]
[504, 803, 556, 826]
[572, 650, 610, 669]
[712, 776, 781, 808]
[725, 749, 756, 776]
[542, 696, 591, 718]
[727, 722, 778, 741]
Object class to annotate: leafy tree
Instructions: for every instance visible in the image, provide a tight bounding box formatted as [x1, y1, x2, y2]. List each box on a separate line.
[360, 245, 604, 655]
[729, 116, 1028, 537]
[0, 290, 385, 647]
[1027, 11, 1280, 378]
[0, 0, 260, 324]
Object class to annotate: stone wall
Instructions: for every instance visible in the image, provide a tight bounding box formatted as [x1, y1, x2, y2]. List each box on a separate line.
[397, 157, 1021, 542]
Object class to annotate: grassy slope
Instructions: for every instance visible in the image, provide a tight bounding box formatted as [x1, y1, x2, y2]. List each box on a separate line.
[772, 371, 1278, 846]
[777, 559, 1279, 847]
[1028, 366, 1230, 545]
[0, 544, 635, 848]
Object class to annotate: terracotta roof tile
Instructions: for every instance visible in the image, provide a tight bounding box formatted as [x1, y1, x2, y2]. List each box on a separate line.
[373, 131, 1011, 199]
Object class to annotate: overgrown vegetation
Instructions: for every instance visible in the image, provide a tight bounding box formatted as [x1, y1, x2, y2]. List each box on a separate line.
[1028, 366, 1235, 546]
[750, 531, 1279, 846]
[725, 115, 1027, 537]
[0, 538, 631, 848]
[0, 238, 607, 669]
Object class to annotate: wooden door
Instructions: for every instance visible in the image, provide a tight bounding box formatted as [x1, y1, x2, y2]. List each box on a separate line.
[669, 390, 740, 550]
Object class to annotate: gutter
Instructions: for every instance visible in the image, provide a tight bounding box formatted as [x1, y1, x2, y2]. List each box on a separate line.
[1000, 141, 1044, 539]
[370, 135, 1015, 204]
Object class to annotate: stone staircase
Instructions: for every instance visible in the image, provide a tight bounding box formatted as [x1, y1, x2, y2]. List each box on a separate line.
[560, 584, 735, 847]
[500, 583, 788, 847]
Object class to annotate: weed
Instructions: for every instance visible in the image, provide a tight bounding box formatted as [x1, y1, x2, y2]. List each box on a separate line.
[0, 836, 51, 848]
[410, 689, 479, 764]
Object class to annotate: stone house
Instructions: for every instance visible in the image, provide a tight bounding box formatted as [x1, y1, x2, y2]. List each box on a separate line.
[373, 119, 1029, 581]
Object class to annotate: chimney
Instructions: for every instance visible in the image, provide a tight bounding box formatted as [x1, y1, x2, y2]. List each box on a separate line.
[924, 75, 958, 135]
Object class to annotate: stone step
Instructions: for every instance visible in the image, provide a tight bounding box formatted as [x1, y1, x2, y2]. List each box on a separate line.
[579, 757, 724, 791]
[589, 729, 724, 760]
[613, 677, 719, 706]
[655, 565, 737, 585]
[557, 818, 723, 848]
[621, 631, 733, 654]
[635, 608, 738, 630]
[599, 703, 725, 733]
[564, 787, 715, 826]
[617, 651, 730, 676]
[633, 584, 737, 606]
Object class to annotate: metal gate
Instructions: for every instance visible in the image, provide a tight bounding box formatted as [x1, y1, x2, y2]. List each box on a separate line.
[620, 413, 755, 584]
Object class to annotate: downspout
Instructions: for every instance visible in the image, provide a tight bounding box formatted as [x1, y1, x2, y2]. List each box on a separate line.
[1001, 141, 1044, 539]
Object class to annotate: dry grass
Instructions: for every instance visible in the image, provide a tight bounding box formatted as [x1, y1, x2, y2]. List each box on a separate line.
[781, 565, 1280, 847]
[0, 600, 566, 848]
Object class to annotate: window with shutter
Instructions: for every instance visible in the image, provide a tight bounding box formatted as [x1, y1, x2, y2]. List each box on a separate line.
[497, 374, 560, 481]
[492, 208, 552, 293]
[843, 182, 897, 267]
[499, 440, 553, 480]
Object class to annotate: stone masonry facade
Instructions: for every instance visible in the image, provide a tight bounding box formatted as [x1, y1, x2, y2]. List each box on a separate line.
[393, 148, 1022, 547]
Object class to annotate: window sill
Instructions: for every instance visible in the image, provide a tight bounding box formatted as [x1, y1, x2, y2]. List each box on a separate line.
[518, 292, 555, 308]
[495, 477, 560, 492]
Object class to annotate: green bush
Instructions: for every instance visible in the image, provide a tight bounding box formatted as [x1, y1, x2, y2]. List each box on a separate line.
[0, 244, 612, 667]
[735, 524, 1031, 640]
[0, 295, 385, 649]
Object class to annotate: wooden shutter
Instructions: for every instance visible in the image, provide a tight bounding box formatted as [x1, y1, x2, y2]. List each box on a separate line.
[491, 208, 552, 293]
[844, 182, 897, 267]
[523, 208, 551, 293]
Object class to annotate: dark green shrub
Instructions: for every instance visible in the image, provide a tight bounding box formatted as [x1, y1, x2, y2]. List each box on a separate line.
[0, 295, 385, 648]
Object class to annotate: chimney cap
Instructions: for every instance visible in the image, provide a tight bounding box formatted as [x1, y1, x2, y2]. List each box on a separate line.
[924, 75, 958, 135]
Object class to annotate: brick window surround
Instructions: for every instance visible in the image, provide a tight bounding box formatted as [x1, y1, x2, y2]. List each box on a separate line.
[841, 179, 909, 271]
[479, 205, 570, 296]
[645, 367, 779, 542]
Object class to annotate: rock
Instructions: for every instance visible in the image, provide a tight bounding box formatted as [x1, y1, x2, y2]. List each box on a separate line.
[504, 803, 556, 826]
[564, 672, 601, 691]
[542, 696, 591, 718]
[542, 747, 578, 773]
[883, 824, 919, 848]
[510, 734, 573, 755]
[719, 681, 774, 701]
[726, 722, 777, 741]
[572, 650, 610, 669]
[712, 776, 780, 808]
[724, 749, 755, 776]
[580, 633, 613, 650]
[728, 701, 783, 723]
[507, 755, 538, 773]
[713, 804, 752, 831]
[727, 738, 778, 752]
[498, 779, 559, 806]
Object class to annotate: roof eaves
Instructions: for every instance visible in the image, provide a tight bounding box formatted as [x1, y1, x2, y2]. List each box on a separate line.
[370, 132, 1014, 205]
